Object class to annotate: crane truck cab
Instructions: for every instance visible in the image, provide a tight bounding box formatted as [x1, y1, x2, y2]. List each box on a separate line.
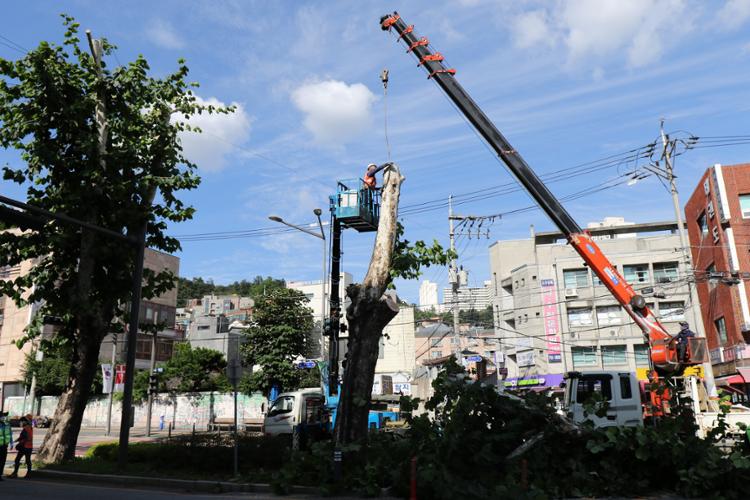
[563, 371, 643, 427]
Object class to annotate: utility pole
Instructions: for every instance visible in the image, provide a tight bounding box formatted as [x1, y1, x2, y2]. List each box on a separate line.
[659, 119, 717, 396]
[145, 328, 157, 436]
[448, 198, 497, 357]
[448, 196, 461, 356]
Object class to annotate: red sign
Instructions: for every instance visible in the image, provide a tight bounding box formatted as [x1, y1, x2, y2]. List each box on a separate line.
[114, 364, 126, 393]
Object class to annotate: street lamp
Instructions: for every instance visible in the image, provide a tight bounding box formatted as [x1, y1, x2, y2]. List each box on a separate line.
[268, 211, 327, 360]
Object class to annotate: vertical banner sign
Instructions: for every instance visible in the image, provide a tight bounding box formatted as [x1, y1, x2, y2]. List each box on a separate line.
[101, 364, 113, 394]
[541, 279, 562, 362]
[114, 364, 126, 393]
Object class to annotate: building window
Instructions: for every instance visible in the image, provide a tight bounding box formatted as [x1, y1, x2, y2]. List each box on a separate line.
[593, 273, 603, 287]
[602, 345, 627, 366]
[653, 262, 679, 283]
[568, 307, 593, 327]
[697, 212, 708, 238]
[623, 264, 650, 284]
[430, 350, 443, 359]
[659, 301, 685, 321]
[572, 347, 597, 368]
[634, 344, 649, 368]
[596, 305, 621, 326]
[715, 317, 728, 345]
[619, 374, 633, 399]
[563, 269, 588, 289]
[740, 194, 750, 218]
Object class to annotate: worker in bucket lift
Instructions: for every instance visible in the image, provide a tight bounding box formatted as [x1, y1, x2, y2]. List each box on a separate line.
[675, 321, 695, 362]
[363, 162, 391, 189]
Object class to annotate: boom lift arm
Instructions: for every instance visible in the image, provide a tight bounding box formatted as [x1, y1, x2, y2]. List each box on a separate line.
[380, 12, 706, 372]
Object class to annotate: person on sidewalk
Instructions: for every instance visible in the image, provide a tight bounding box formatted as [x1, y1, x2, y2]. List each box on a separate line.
[8, 415, 32, 478]
[0, 412, 12, 481]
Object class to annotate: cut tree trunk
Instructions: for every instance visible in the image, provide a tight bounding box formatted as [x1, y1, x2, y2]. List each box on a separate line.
[334, 164, 404, 445]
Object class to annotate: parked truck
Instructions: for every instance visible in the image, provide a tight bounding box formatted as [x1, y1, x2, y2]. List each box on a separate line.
[563, 370, 750, 438]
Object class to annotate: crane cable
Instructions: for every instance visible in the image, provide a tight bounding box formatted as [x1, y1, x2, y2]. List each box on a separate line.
[381, 68, 392, 163]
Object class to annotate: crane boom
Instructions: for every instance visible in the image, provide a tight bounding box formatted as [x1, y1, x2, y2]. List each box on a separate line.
[380, 12, 707, 371]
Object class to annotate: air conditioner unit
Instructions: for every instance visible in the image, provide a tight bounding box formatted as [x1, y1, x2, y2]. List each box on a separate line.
[565, 288, 578, 298]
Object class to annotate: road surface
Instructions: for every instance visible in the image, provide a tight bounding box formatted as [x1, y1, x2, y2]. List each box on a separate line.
[0, 477, 317, 499]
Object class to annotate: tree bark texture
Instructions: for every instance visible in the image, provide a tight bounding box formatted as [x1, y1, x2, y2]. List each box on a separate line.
[37, 228, 114, 463]
[334, 164, 404, 445]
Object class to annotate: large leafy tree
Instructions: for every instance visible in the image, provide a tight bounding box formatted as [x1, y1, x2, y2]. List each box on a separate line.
[131, 344, 231, 402]
[240, 287, 314, 395]
[0, 16, 228, 462]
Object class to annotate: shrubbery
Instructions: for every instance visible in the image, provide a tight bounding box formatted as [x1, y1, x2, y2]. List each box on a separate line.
[275, 360, 750, 498]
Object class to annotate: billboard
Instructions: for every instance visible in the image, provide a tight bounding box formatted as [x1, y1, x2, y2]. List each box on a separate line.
[541, 279, 562, 362]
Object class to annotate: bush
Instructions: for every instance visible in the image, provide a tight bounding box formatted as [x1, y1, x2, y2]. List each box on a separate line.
[75, 433, 293, 480]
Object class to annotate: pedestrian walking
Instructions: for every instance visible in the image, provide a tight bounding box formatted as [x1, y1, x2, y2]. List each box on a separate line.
[8, 415, 32, 478]
[0, 412, 12, 481]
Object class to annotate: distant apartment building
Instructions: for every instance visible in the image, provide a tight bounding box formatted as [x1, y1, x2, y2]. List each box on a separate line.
[418, 280, 440, 313]
[685, 163, 750, 393]
[488, 218, 697, 390]
[415, 323, 500, 368]
[442, 278, 492, 312]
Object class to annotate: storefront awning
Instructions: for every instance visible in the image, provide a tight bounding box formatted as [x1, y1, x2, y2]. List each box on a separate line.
[716, 367, 750, 386]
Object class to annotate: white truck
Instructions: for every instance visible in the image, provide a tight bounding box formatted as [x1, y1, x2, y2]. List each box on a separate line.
[263, 388, 327, 437]
[563, 370, 750, 438]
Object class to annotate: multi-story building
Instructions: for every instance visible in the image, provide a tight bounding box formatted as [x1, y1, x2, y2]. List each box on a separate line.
[287, 272, 353, 323]
[418, 280, 440, 313]
[99, 249, 181, 371]
[685, 163, 750, 394]
[488, 218, 697, 390]
[374, 307, 416, 395]
[1, 249, 180, 409]
[442, 279, 492, 313]
[185, 294, 254, 323]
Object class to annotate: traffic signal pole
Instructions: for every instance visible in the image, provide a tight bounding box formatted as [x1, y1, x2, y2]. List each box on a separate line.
[328, 214, 342, 394]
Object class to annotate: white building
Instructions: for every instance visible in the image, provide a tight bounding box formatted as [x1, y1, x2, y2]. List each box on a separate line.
[488, 218, 698, 389]
[442, 280, 492, 312]
[288, 272, 354, 323]
[374, 307, 416, 395]
[419, 280, 440, 312]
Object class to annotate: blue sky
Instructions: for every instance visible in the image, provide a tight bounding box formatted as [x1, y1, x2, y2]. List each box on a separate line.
[1, 1, 750, 305]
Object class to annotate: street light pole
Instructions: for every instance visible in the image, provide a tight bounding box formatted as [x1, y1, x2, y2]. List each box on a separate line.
[268, 211, 327, 359]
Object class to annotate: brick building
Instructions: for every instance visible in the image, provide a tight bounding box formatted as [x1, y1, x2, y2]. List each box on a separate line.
[685, 163, 750, 396]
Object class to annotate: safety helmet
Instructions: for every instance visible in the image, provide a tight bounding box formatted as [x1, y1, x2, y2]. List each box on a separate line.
[367, 163, 377, 170]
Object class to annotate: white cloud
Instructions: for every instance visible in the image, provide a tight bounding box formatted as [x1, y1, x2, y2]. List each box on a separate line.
[176, 96, 252, 172]
[511, 10, 554, 49]
[717, 0, 750, 30]
[290, 80, 376, 145]
[145, 19, 186, 50]
[510, 0, 696, 69]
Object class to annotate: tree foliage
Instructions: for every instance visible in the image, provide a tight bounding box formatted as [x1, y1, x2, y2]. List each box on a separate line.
[177, 275, 286, 307]
[0, 14, 228, 462]
[131, 343, 231, 402]
[22, 344, 102, 397]
[390, 222, 455, 284]
[278, 361, 750, 499]
[240, 288, 314, 395]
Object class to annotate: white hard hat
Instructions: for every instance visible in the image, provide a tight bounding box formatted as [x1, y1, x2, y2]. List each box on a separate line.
[367, 163, 377, 169]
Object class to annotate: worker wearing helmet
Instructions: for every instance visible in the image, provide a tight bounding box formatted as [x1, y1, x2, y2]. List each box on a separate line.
[675, 321, 695, 363]
[363, 162, 389, 189]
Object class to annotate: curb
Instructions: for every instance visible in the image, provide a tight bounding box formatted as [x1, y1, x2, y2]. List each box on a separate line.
[33, 469, 319, 495]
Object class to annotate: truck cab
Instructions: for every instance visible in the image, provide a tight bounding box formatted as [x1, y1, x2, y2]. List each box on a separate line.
[264, 388, 327, 437]
[563, 371, 643, 427]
